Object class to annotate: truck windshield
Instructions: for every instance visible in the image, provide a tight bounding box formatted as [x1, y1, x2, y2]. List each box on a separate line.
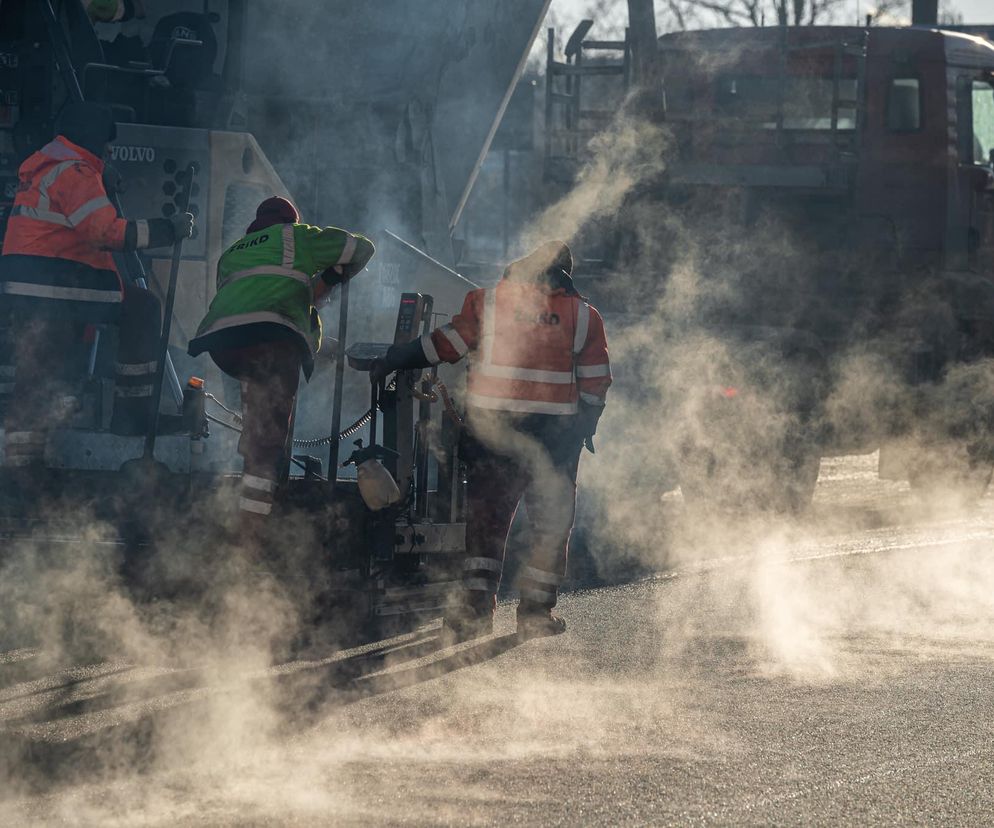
[716, 76, 858, 130]
[972, 80, 994, 165]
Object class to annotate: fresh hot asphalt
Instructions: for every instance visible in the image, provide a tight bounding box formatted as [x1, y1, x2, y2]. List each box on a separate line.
[2, 453, 994, 826]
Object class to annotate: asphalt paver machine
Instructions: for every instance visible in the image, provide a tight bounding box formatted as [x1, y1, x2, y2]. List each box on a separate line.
[0, 0, 493, 644]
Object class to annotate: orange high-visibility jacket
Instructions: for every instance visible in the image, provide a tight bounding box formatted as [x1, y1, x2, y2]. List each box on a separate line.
[423, 279, 611, 415]
[2, 136, 127, 307]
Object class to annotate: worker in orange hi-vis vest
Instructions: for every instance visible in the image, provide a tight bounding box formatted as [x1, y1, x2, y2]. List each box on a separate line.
[372, 241, 611, 642]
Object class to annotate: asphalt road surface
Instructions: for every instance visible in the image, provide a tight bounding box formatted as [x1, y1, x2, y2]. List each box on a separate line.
[3, 453, 994, 825]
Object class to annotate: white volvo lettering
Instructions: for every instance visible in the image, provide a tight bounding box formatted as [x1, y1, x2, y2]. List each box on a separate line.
[110, 146, 157, 163]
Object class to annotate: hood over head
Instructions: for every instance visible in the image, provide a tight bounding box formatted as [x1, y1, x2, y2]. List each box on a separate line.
[56, 102, 117, 158]
[502, 240, 575, 292]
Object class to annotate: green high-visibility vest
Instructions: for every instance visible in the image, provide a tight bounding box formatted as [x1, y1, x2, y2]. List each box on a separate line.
[84, 0, 127, 23]
[188, 222, 367, 376]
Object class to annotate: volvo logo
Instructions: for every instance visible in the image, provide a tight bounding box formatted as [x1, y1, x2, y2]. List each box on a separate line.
[109, 145, 157, 163]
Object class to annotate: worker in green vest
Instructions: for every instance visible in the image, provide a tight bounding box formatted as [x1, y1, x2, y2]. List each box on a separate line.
[188, 196, 374, 532]
[83, 0, 146, 24]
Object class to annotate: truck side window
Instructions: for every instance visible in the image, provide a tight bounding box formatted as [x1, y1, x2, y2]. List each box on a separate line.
[971, 80, 994, 165]
[886, 78, 920, 132]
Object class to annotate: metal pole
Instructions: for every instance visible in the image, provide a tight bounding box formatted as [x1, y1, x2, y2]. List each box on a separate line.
[327, 280, 349, 488]
[143, 164, 195, 462]
[502, 149, 511, 259]
[414, 298, 434, 519]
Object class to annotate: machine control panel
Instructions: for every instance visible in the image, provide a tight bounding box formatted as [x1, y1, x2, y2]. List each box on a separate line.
[393, 293, 427, 345]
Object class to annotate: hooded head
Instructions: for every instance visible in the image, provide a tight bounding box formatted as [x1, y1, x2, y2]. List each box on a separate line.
[503, 240, 573, 287]
[247, 196, 299, 234]
[56, 102, 117, 158]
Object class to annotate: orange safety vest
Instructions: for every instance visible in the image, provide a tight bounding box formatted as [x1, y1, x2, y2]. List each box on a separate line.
[423, 279, 612, 415]
[2, 136, 127, 307]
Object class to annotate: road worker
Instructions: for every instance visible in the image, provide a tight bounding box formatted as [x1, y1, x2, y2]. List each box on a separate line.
[187, 196, 374, 540]
[83, 0, 146, 24]
[0, 101, 193, 477]
[372, 240, 611, 641]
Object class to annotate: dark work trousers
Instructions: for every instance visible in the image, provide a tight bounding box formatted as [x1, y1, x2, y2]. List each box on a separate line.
[2, 317, 82, 469]
[210, 339, 302, 526]
[2, 284, 162, 467]
[109, 286, 164, 436]
[460, 410, 584, 613]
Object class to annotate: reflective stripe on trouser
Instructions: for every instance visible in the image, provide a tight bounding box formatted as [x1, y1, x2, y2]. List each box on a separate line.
[517, 565, 565, 609]
[109, 286, 162, 437]
[240, 473, 276, 517]
[462, 555, 503, 597]
[3, 430, 46, 467]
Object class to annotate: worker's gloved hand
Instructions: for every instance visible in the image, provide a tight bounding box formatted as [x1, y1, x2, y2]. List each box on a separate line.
[322, 336, 339, 358]
[102, 164, 125, 196]
[318, 265, 344, 287]
[576, 399, 604, 454]
[369, 358, 392, 386]
[319, 262, 366, 287]
[171, 212, 194, 241]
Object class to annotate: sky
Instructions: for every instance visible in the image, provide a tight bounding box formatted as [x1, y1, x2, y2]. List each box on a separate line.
[547, 0, 991, 40]
[955, 0, 990, 21]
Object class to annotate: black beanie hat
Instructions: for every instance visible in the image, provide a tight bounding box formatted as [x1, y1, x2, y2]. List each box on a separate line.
[56, 102, 117, 157]
[504, 240, 574, 283]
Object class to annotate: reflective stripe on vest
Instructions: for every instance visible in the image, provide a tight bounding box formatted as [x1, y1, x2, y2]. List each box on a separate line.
[577, 363, 610, 378]
[574, 301, 590, 354]
[192, 309, 311, 347]
[1, 282, 123, 303]
[282, 223, 295, 267]
[439, 323, 469, 357]
[220, 265, 312, 288]
[336, 234, 357, 265]
[465, 393, 578, 415]
[14, 160, 78, 229]
[11, 149, 113, 231]
[40, 139, 81, 162]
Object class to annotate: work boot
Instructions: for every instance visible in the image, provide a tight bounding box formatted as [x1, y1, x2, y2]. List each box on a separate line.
[441, 602, 494, 645]
[516, 602, 566, 640]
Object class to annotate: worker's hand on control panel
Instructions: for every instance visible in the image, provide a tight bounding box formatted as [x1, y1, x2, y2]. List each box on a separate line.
[171, 212, 195, 241]
[369, 358, 392, 386]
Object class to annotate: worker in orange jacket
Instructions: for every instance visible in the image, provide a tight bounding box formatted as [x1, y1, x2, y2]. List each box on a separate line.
[1, 101, 193, 474]
[373, 241, 611, 641]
